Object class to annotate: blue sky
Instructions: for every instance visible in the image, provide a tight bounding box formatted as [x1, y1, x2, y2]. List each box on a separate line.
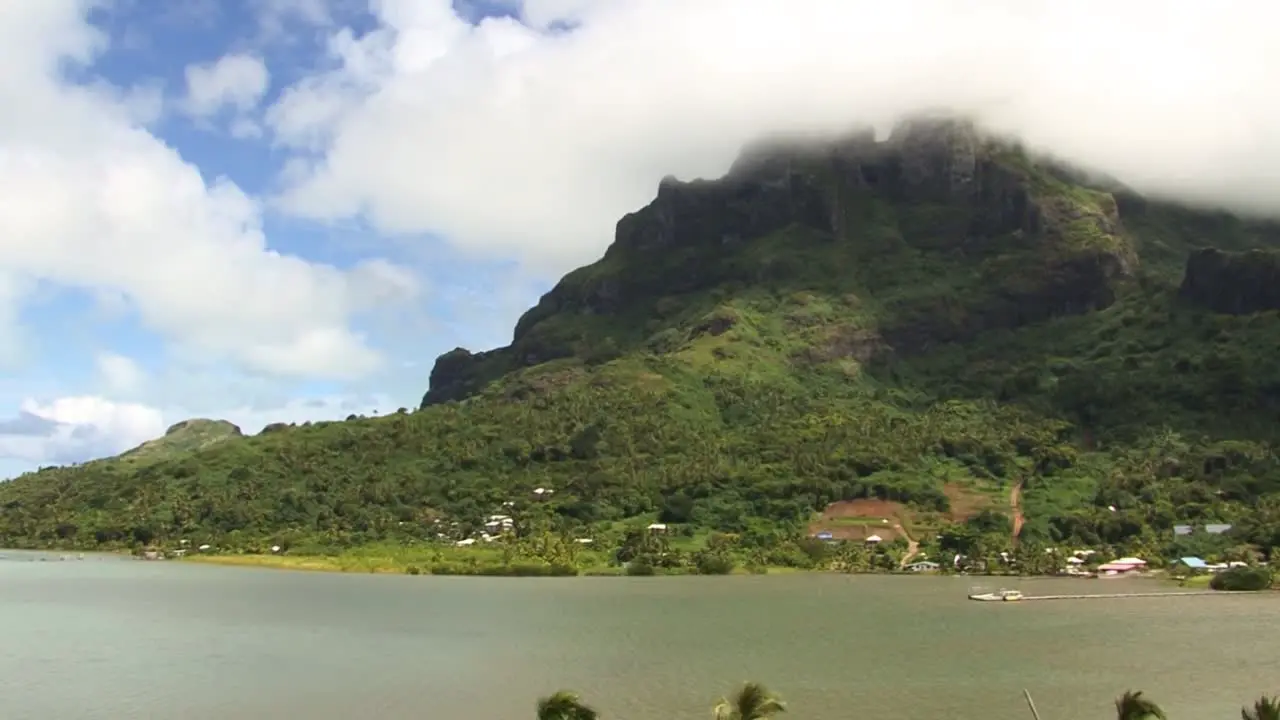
[0, 0, 554, 477]
[0, 0, 1272, 478]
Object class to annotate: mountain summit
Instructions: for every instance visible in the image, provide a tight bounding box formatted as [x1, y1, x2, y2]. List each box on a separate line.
[426, 115, 1134, 406]
[4, 113, 1280, 560]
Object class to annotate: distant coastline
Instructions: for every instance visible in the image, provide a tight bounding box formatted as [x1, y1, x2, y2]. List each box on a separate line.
[171, 549, 1187, 584]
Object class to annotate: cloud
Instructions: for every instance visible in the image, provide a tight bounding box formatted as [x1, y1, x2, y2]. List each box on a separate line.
[0, 411, 60, 437]
[0, 396, 166, 468]
[255, 0, 334, 39]
[0, 392, 396, 477]
[0, 1, 416, 380]
[181, 52, 270, 118]
[268, 0, 1280, 273]
[95, 352, 145, 396]
[0, 273, 31, 368]
[0, 331, 401, 475]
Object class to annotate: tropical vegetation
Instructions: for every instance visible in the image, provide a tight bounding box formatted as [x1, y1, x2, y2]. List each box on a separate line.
[3, 117, 1280, 576]
[533, 684, 1279, 720]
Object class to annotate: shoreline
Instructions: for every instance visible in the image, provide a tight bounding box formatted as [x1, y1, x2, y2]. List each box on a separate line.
[180, 553, 1194, 584]
[181, 553, 809, 576]
[8, 548, 1258, 589]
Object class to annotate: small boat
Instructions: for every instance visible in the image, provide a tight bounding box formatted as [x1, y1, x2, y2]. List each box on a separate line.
[969, 588, 1025, 602]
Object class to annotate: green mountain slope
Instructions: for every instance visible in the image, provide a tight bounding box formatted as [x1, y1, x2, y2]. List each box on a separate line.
[120, 419, 243, 464]
[3, 116, 1280, 560]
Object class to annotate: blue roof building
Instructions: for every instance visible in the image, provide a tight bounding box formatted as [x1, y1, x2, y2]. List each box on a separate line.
[1177, 557, 1208, 569]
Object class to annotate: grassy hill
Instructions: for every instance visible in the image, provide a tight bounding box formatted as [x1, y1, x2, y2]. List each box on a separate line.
[3, 116, 1280, 568]
[118, 419, 243, 465]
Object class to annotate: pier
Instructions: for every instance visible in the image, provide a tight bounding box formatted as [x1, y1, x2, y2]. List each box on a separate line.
[973, 590, 1257, 602]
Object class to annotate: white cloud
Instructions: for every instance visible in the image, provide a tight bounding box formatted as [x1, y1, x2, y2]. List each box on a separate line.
[256, 0, 334, 39]
[0, 392, 396, 477]
[95, 352, 145, 396]
[0, 1, 417, 380]
[0, 396, 166, 468]
[229, 116, 263, 139]
[181, 52, 271, 118]
[0, 273, 31, 368]
[268, 0, 1280, 273]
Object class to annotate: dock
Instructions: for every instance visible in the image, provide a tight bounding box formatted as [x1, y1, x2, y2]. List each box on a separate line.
[975, 590, 1255, 602]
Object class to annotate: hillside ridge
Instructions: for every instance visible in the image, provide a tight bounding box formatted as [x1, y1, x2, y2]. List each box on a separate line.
[425, 116, 1134, 407]
[4, 112, 1280, 570]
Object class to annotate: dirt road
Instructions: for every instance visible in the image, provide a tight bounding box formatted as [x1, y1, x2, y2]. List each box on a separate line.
[1010, 481, 1025, 541]
[896, 523, 920, 568]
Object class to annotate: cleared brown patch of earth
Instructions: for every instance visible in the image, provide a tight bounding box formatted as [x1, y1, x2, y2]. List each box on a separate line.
[808, 499, 906, 541]
[942, 483, 993, 522]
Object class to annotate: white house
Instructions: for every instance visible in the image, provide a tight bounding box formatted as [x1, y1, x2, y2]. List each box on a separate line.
[484, 514, 514, 534]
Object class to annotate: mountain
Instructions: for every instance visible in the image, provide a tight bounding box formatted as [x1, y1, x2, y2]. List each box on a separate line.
[120, 419, 244, 463]
[3, 115, 1280, 559]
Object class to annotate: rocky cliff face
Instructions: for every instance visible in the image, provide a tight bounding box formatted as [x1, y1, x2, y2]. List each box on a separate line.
[1180, 248, 1280, 315]
[422, 347, 510, 406]
[421, 115, 1137, 408]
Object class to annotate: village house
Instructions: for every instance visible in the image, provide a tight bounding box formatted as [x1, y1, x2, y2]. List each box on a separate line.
[1096, 556, 1147, 576]
[1173, 557, 1208, 574]
[484, 514, 514, 535]
[1173, 523, 1233, 536]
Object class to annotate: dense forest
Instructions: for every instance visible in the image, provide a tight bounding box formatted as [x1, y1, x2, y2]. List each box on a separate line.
[3, 116, 1280, 569]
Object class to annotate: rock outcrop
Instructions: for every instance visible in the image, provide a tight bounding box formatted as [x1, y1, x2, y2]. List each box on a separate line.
[422, 114, 1136, 407]
[421, 347, 512, 406]
[164, 419, 242, 437]
[1180, 248, 1280, 315]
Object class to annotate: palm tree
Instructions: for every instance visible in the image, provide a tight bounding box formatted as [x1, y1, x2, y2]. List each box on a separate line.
[1115, 690, 1166, 720]
[713, 681, 786, 720]
[1242, 695, 1280, 720]
[536, 690, 598, 720]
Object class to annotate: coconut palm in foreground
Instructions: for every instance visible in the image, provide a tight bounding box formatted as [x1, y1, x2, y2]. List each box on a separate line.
[536, 690, 598, 720]
[1243, 695, 1280, 720]
[713, 681, 786, 720]
[1115, 691, 1167, 720]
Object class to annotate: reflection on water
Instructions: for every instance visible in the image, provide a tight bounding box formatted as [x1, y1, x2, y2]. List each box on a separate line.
[0, 561, 1276, 720]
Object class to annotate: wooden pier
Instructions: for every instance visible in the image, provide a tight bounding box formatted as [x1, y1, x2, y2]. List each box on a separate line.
[987, 590, 1254, 602]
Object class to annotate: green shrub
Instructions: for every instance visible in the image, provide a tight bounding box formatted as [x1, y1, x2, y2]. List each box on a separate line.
[625, 560, 656, 576]
[1209, 566, 1272, 591]
[694, 552, 735, 575]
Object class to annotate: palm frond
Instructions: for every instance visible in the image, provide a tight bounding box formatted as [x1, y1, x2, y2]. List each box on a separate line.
[537, 690, 599, 720]
[1242, 695, 1280, 720]
[714, 682, 786, 720]
[1115, 690, 1166, 720]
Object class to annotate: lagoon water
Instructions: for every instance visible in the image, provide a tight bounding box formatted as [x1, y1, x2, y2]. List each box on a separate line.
[1, 551, 1277, 720]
